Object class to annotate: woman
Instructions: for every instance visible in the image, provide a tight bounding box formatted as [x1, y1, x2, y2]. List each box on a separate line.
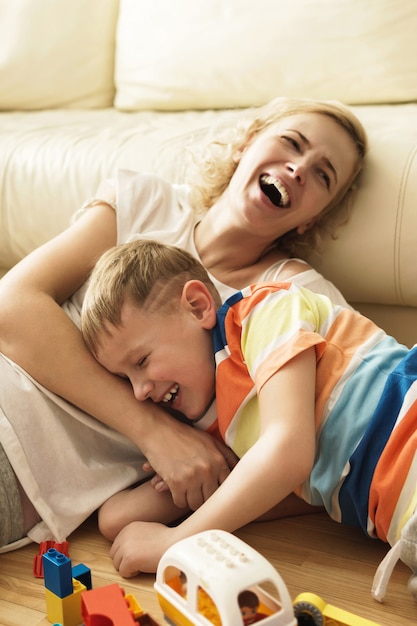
[0, 97, 367, 550]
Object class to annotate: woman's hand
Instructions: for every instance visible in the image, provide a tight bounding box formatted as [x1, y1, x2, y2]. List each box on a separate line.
[141, 418, 238, 510]
[109, 521, 177, 577]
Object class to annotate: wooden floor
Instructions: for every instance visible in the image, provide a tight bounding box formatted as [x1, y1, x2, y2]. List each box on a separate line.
[0, 512, 414, 625]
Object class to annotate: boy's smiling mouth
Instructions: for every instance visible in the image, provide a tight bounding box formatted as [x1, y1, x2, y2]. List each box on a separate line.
[260, 174, 290, 208]
[161, 383, 179, 405]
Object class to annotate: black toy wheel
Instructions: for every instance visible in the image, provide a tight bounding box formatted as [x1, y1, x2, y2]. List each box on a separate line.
[293, 599, 324, 626]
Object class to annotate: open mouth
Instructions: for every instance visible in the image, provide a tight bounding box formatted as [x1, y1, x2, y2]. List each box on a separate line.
[260, 174, 290, 208]
[161, 383, 179, 405]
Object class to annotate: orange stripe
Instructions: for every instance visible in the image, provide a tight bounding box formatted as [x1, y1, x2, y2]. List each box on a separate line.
[369, 404, 417, 541]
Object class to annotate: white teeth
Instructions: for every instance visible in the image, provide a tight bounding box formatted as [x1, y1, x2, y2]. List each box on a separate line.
[260, 174, 290, 207]
[162, 384, 179, 403]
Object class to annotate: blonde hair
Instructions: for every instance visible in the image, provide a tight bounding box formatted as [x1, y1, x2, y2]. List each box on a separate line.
[81, 239, 220, 354]
[188, 97, 368, 257]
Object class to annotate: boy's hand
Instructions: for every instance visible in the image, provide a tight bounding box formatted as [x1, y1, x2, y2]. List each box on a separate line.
[109, 521, 176, 577]
[142, 421, 238, 510]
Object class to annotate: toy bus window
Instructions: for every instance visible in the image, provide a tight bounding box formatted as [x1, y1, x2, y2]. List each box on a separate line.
[163, 566, 187, 600]
[238, 582, 281, 623]
[238, 589, 270, 624]
[197, 586, 221, 626]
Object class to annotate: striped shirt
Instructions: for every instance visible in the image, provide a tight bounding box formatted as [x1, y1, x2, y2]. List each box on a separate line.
[212, 282, 417, 546]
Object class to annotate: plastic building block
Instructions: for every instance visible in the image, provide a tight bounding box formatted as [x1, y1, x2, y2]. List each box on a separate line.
[42, 548, 94, 625]
[43, 549, 73, 598]
[33, 541, 70, 577]
[72, 563, 92, 590]
[42, 550, 157, 626]
[81, 584, 137, 626]
[45, 578, 86, 626]
[124, 593, 144, 619]
[293, 593, 382, 626]
[123, 593, 160, 626]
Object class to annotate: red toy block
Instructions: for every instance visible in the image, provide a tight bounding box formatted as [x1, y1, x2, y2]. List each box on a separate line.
[81, 584, 136, 626]
[33, 541, 70, 577]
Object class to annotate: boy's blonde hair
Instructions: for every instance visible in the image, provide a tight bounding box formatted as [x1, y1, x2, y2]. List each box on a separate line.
[81, 239, 220, 354]
[188, 96, 368, 257]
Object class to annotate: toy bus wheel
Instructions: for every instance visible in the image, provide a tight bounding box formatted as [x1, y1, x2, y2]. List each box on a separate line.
[293, 593, 325, 626]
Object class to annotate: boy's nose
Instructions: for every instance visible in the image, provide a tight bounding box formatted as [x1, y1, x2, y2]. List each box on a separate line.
[131, 378, 154, 402]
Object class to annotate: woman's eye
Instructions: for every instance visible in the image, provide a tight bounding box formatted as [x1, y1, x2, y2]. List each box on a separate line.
[282, 135, 300, 150]
[318, 170, 331, 189]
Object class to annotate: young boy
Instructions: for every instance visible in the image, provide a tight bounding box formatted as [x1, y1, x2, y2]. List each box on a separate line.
[81, 239, 417, 582]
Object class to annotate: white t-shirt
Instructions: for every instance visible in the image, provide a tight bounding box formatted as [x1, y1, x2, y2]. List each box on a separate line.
[0, 170, 350, 547]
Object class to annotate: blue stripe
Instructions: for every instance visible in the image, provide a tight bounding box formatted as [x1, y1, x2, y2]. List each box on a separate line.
[339, 345, 417, 533]
[309, 336, 405, 508]
[214, 290, 244, 353]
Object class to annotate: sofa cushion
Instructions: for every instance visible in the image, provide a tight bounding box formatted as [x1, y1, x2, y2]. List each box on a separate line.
[114, 0, 417, 111]
[0, 107, 238, 269]
[0, 0, 118, 110]
[1, 104, 417, 312]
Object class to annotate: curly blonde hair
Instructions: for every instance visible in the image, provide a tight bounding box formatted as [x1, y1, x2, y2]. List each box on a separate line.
[187, 97, 368, 258]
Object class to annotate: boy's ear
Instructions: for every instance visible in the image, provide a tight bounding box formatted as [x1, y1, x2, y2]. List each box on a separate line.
[181, 281, 217, 329]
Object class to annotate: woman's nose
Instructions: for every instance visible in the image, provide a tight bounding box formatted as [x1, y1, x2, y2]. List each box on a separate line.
[286, 160, 306, 184]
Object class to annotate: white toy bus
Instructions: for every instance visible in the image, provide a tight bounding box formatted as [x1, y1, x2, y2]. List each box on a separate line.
[154, 529, 297, 626]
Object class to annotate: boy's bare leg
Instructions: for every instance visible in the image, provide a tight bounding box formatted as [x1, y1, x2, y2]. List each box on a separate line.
[98, 479, 189, 541]
[257, 493, 324, 521]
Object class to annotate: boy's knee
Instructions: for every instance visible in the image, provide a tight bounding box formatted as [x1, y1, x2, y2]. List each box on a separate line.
[98, 500, 122, 541]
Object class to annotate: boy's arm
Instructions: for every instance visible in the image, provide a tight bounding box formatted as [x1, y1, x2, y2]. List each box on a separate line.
[109, 347, 317, 576]
[0, 204, 234, 509]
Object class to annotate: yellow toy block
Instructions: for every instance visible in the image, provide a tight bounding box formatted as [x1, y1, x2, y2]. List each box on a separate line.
[124, 592, 144, 619]
[45, 578, 86, 626]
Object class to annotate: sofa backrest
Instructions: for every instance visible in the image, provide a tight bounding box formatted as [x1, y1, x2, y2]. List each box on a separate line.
[114, 0, 417, 111]
[0, 0, 118, 110]
[1, 0, 416, 111]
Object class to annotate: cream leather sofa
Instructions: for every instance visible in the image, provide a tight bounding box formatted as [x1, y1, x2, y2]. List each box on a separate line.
[1, 0, 417, 346]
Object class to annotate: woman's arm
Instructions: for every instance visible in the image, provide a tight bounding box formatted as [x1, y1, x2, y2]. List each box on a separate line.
[0, 204, 235, 508]
[109, 348, 318, 576]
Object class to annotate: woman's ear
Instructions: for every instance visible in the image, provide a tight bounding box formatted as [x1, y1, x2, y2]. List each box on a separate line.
[233, 133, 255, 163]
[181, 281, 217, 329]
[233, 147, 244, 163]
[296, 218, 316, 235]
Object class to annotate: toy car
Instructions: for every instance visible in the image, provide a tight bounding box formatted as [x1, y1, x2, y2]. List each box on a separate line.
[293, 593, 381, 626]
[154, 529, 297, 625]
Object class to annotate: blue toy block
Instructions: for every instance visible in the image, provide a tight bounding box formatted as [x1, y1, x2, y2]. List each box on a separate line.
[72, 563, 92, 590]
[43, 548, 73, 598]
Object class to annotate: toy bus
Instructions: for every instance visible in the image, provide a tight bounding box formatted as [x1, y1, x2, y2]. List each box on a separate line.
[154, 529, 297, 625]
